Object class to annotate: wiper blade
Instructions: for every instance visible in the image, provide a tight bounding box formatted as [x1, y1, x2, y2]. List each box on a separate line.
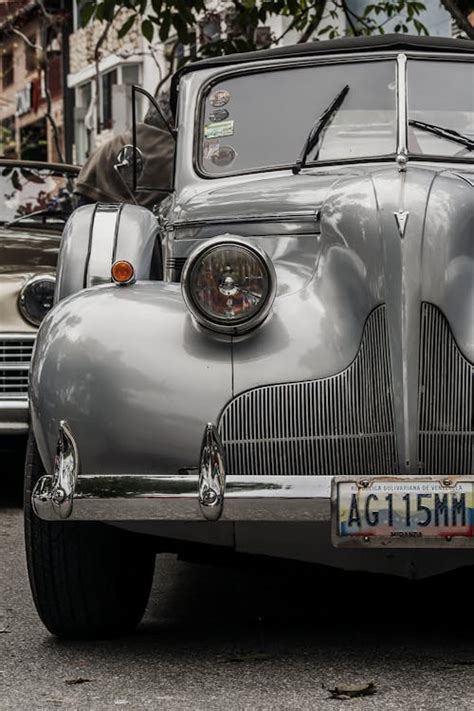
[292, 85, 350, 175]
[409, 119, 474, 151]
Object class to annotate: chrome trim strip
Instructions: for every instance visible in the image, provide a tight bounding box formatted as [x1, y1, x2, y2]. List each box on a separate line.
[396, 53, 408, 171]
[173, 210, 320, 229]
[0, 400, 29, 409]
[85, 204, 121, 288]
[0, 399, 29, 433]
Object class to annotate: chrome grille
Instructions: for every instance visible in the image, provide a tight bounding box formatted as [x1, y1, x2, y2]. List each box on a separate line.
[219, 306, 398, 476]
[418, 304, 473, 475]
[0, 336, 35, 397]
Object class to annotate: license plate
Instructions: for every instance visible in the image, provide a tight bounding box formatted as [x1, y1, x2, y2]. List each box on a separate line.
[332, 477, 474, 548]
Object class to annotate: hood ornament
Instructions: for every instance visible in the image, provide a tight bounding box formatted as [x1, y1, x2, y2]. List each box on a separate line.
[394, 210, 409, 239]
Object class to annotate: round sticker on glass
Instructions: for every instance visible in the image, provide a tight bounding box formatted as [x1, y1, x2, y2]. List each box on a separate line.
[209, 89, 230, 107]
[209, 108, 229, 122]
[210, 145, 236, 167]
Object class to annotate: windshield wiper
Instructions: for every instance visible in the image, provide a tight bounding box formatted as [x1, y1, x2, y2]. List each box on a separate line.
[409, 119, 474, 151]
[292, 85, 350, 175]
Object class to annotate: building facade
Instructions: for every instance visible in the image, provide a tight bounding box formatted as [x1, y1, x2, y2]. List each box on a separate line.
[68, 4, 169, 165]
[0, 0, 68, 162]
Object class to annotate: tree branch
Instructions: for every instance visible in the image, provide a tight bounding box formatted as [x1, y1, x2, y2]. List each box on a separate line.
[297, 0, 328, 43]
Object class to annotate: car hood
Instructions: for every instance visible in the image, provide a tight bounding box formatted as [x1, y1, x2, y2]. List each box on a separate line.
[0, 224, 60, 274]
[174, 170, 353, 227]
[171, 166, 473, 346]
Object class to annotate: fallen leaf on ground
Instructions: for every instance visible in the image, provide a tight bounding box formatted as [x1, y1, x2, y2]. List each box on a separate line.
[65, 678, 92, 685]
[327, 682, 376, 700]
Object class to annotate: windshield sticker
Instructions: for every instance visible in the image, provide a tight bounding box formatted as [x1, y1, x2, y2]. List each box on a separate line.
[209, 89, 230, 107]
[204, 120, 234, 140]
[208, 108, 229, 122]
[210, 145, 236, 167]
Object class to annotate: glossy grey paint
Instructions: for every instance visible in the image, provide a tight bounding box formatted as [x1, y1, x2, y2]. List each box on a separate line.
[31, 164, 473, 479]
[30, 283, 232, 477]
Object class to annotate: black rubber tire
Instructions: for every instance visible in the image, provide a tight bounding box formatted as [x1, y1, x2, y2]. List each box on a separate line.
[24, 433, 156, 639]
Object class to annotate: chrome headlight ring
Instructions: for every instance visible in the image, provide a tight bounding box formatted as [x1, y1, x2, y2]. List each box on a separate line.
[181, 236, 277, 335]
[18, 273, 56, 326]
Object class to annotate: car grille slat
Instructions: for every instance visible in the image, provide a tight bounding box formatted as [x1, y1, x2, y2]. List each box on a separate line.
[418, 303, 473, 475]
[219, 306, 398, 476]
[0, 337, 35, 397]
[166, 257, 187, 281]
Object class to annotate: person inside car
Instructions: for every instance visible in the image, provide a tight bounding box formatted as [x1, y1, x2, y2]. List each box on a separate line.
[74, 97, 175, 210]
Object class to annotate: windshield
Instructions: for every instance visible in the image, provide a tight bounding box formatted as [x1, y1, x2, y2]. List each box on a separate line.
[198, 60, 397, 176]
[0, 163, 77, 226]
[407, 60, 474, 159]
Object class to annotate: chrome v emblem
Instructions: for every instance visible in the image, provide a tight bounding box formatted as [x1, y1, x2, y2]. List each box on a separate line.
[394, 210, 409, 238]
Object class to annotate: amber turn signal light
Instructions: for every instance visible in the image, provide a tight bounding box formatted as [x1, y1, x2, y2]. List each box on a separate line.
[111, 260, 135, 285]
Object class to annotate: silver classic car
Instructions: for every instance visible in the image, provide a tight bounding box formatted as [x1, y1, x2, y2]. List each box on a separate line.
[25, 35, 473, 638]
[0, 160, 78, 435]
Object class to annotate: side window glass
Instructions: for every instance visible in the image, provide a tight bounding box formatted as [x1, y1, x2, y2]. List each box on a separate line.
[132, 87, 176, 195]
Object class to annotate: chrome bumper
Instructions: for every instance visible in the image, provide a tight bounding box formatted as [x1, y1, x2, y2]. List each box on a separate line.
[32, 421, 331, 522]
[0, 399, 29, 434]
[34, 472, 332, 522]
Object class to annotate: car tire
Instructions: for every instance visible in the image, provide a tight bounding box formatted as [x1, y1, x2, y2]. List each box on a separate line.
[24, 433, 156, 639]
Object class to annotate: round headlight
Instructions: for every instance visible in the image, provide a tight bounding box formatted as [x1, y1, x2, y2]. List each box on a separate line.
[181, 237, 276, 334]
[19, 274, 56, 326]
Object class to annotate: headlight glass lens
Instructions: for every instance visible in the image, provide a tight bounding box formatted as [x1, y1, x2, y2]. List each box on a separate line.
[189, 245, 270, 325]
[19, 276, 55, 325]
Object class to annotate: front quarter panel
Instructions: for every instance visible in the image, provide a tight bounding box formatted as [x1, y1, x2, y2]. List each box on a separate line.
[30, 282, 232, 476]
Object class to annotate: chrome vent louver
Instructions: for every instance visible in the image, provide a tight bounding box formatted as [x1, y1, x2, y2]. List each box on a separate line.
[0, 335, 35, 398]
[219, 306, 398, 476]
[418, 303, 473, 475]
[167, 257, 187, 281]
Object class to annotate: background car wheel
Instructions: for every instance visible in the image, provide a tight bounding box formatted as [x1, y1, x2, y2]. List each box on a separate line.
[24, 433, 156, 639]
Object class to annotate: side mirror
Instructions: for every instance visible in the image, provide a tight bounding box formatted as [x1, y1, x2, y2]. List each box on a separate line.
[114, 144, 144, 190]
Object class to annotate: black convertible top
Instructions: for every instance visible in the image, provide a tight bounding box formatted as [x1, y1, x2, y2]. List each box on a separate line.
[170, 33, 473, 114]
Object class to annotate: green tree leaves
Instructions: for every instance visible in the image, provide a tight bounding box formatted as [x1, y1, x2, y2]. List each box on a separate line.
[78, 0, 433, 66]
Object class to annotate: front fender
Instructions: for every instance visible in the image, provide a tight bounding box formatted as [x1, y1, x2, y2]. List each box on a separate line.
[30, 282, 232, 476]
[56, 203, 160, 301]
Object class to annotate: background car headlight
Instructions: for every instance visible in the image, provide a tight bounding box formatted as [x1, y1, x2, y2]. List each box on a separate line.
[19, 274, 56, 326]
[181, 237, 276, 334]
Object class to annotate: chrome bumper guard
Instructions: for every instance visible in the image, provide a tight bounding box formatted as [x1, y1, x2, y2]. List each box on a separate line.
[32, 422, 331, 522]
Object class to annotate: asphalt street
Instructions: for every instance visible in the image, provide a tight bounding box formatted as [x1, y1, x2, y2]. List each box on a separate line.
[2, 443, 474, 710]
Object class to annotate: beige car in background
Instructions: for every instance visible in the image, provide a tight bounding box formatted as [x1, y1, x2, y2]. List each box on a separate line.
[0, 159, 78, 434]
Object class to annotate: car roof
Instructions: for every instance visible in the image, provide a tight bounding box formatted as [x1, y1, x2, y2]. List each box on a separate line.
[170, 33, 473, 115]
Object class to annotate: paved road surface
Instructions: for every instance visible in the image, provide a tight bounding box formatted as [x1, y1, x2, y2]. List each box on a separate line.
[1, 451, 474, 710]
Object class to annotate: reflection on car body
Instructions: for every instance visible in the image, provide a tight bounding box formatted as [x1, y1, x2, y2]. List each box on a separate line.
[24, 35, 474, 639]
